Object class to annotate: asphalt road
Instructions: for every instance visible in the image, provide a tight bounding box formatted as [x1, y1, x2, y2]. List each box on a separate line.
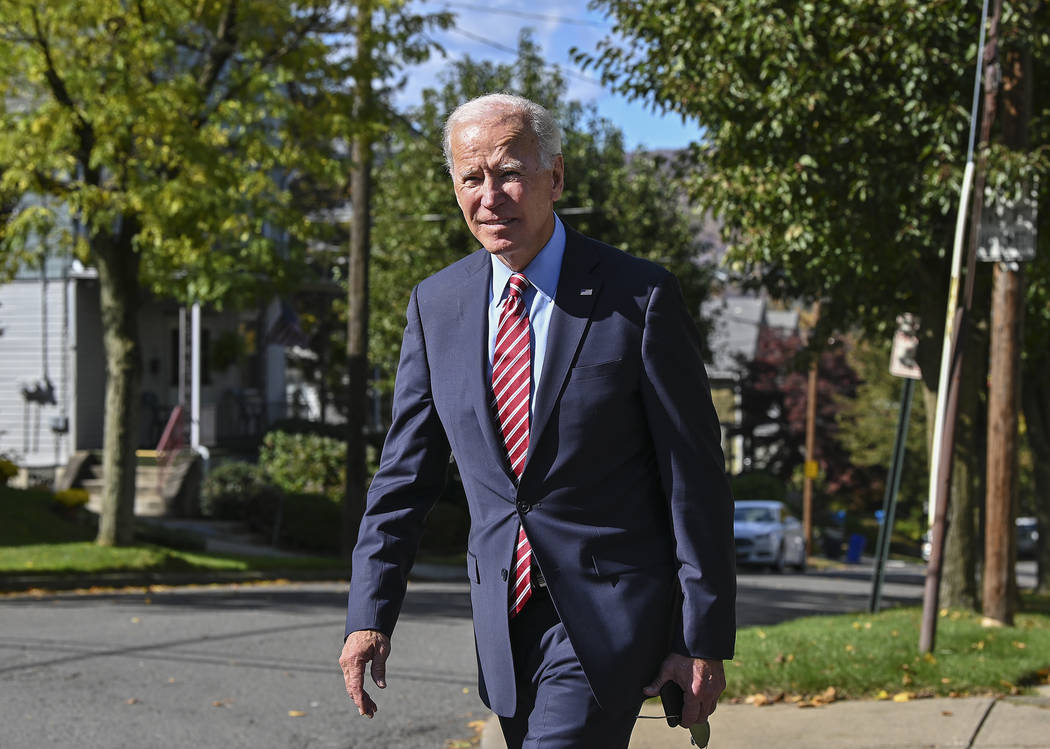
[0, 581, 479, 749]
[0, 560, 1036, 749]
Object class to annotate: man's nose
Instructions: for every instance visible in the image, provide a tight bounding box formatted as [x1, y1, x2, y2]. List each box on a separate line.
[480, 176, 504, 207]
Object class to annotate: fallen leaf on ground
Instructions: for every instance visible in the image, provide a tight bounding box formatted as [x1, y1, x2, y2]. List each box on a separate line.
[812, 687, 837, 705]
[125, 698, 138, 705]
[893, 692, 913, 702]
[288, 710, 306, 718]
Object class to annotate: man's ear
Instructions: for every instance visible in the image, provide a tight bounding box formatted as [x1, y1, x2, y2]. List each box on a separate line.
[551, 154, 565, 201]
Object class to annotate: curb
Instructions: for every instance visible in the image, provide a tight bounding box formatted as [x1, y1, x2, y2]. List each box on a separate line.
[0, 561, 466, 594]
[0, 568, 348, 593]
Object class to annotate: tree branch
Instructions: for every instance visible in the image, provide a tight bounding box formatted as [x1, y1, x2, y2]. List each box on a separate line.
[192, 8, 328, 130]
[197, 0, 239, 94]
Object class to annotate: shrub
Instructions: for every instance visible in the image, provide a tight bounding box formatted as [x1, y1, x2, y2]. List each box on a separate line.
[265, 417, 348, 442]
[54, 488, 90, 509]
[260, 430, 346, 503]
[277, 492, 342, 553]
[0, 457, 18, 486]
[201, 461, 280, 530]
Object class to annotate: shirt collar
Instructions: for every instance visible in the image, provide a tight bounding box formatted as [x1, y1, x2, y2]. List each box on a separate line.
[490, 213, 566, 303]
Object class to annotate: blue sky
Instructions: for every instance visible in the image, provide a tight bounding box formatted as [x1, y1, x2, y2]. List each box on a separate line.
[395, 1, 705, 151]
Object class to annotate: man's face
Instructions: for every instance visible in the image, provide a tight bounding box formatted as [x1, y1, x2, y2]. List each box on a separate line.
[449, 111, 564, 271]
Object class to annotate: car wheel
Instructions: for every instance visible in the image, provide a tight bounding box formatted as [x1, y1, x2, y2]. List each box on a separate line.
[794, 551, 807, 573]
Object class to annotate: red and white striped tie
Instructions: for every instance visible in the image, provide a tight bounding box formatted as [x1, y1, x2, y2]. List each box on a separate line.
[492, 273, 533, 617]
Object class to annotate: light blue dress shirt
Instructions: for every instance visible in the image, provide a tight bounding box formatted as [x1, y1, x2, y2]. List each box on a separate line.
[487, 213, 566, 423]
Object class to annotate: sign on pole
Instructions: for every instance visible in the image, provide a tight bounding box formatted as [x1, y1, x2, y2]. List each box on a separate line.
[977, 182, 1037, 267]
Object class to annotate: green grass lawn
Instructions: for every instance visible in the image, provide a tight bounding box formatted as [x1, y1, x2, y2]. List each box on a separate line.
[726, 603, 1050, 702]
[0, 485, 341, 577]
[0, 486, 95, 546]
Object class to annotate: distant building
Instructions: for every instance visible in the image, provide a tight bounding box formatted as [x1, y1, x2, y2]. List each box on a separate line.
[702, 294, 799, 474]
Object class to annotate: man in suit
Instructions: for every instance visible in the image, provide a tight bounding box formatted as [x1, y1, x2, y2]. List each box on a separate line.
[339, 93, 736, 748]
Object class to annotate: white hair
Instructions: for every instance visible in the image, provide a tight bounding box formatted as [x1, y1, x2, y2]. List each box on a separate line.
[442, 93, 562, 172]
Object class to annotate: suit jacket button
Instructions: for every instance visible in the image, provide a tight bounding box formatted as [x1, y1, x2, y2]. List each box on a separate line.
[501, 569, 509, 581]
[516, 500, 530, 514]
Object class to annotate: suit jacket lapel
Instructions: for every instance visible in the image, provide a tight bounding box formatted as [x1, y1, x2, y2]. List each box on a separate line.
[525, 229, 602, 470]
[462, 252, 515, 479]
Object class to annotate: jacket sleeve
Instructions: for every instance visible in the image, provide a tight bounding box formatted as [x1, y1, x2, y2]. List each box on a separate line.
[639, 270, 737, 660]
[345, 284, 452, 639]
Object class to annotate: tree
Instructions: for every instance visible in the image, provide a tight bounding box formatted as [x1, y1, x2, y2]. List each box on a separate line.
[0, 0, 399, 544]
[731, 326, 873, 511]
[580, 0, 1050, 607]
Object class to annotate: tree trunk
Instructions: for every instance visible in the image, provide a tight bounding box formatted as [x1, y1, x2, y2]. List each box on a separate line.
[94, 219, 142, 546]
[344, 133, 372, 557]
[1022, 354, 1050, 593]
[343, 2, 375, 558]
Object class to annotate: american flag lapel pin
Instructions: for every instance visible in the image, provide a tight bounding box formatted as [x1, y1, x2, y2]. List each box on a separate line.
[580, 288, 593, 296]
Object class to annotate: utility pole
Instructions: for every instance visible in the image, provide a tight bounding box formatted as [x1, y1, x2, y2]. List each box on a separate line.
[344, 1, 375, 558]
[920, 0, 999, 654]
[802, 302, 821, 559]
[982, 35, 1032, 628]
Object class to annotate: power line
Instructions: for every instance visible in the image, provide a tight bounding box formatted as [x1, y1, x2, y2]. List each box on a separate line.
[442, 3, 606, 27]
[447, 25, 601, 86]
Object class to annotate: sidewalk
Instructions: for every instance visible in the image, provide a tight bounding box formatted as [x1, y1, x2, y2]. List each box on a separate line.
[480, 689, 1050, 748]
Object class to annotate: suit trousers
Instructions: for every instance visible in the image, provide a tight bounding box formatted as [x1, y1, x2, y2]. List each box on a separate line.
[498, 586, 642, 749]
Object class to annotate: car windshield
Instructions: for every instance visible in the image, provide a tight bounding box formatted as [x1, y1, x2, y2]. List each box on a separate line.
[735, 506, 776, 523]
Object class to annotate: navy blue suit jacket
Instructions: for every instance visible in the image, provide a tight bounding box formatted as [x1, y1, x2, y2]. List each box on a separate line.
[346, 225, 736, 717]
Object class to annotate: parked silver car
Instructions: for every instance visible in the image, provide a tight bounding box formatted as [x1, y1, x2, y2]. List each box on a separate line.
[734, 500, 807, 572]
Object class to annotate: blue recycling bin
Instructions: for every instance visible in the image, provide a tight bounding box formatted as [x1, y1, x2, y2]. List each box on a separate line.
[846, 533, 866, 564]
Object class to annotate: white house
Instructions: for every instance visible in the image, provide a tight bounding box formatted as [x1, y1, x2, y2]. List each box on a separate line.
[0, 251, 288, 484]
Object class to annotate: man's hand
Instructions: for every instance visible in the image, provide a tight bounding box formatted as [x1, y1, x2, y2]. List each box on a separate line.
[339, 629, 391, 718]
[643, 654, 725, 728]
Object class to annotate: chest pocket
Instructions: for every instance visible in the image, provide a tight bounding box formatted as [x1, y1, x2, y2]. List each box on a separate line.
[569, 358, 625, 382]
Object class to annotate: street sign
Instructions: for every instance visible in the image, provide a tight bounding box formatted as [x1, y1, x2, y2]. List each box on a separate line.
[804, 460, 819, 479]
[889, 313, 922, 380]
[978, 183, 1037, 266]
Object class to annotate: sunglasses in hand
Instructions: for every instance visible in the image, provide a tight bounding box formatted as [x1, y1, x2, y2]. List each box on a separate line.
[656, 682, 712, 747]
